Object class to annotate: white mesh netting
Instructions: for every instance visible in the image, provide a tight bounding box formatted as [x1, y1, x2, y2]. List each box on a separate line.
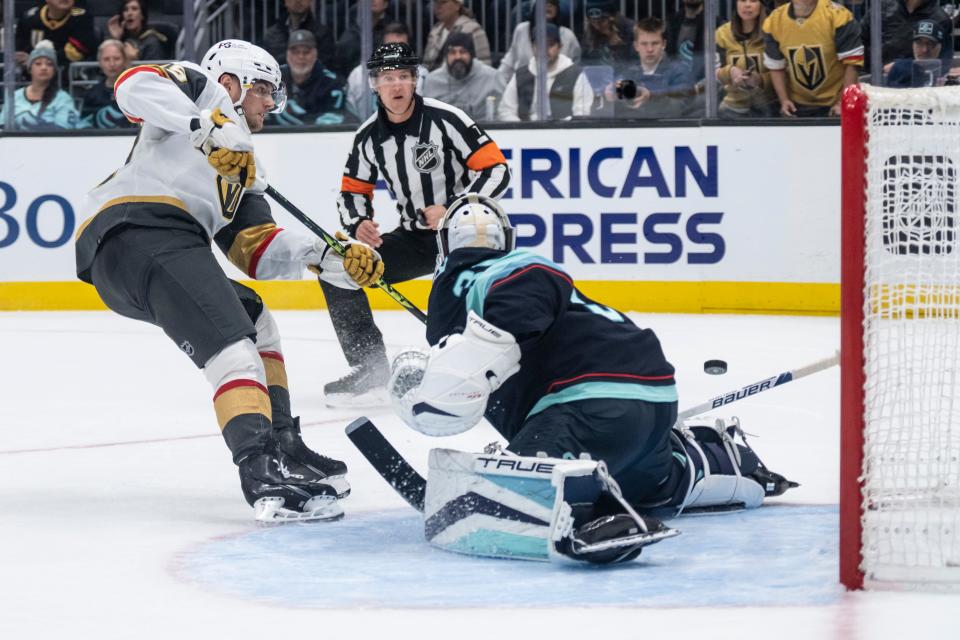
[861, 85, 960, 587]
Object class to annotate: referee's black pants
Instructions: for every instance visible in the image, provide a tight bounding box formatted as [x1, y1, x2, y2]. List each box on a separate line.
[319, 226, 438, 372]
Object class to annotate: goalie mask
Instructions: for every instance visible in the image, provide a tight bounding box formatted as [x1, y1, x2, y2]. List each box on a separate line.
[201, 39, 287, 114]
[437, 194, 515, 259]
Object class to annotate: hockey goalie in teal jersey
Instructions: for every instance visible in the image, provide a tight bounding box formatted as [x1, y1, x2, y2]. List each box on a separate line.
[387, 194, 798, 564]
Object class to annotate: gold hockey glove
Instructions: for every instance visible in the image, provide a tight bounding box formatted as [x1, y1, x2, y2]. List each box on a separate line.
[190, 108, 256, 188]
[336, 231, 385, 287]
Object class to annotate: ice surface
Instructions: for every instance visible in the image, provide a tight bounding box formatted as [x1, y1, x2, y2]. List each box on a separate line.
[1, 311, 957, 639]
[178, 506, 841, 608]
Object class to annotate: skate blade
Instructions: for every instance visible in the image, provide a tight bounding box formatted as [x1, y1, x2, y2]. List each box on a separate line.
[313, 475, 350, 499]
[253, 496, 345, 525]
[571, 526, 681, 555]
[324, 387, 390, 409]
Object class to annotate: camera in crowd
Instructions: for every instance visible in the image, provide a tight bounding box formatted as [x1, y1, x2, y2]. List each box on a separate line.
[616, 79, 639, 100]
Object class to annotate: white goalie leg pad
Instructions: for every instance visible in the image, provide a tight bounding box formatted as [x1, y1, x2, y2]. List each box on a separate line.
[424, 448, 591, 561]
[252, 495, 344, 524]
[678, 423, 765, 514]
[423, 449, 679, 563]
[390, 311, 521, 437]
[203, 339, 267, 391]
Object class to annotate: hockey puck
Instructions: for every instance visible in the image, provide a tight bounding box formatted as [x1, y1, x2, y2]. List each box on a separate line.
[704, 359, 728, 375]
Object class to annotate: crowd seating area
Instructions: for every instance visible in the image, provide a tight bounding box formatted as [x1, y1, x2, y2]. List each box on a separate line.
[2, 0, 960, 130]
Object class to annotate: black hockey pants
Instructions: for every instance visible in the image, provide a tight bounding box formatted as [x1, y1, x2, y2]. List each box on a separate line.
[507, 397, 687, 513]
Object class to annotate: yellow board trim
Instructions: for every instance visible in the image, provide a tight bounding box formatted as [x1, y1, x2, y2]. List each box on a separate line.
[0, 281, 840, 316]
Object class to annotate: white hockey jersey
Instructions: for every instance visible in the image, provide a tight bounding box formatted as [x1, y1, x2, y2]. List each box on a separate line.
[76, 61, 317, 283]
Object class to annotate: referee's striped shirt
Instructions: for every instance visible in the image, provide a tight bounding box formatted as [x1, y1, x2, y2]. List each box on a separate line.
[337, 95, 511, 233]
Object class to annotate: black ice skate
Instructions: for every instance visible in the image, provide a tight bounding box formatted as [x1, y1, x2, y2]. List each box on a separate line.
[723, 417, 800, 497]
[271, 417, 350, 500]
[689, 417, 800, 498]
[239, 453, 344, 524]
[557, 512, 678, 564]
[551, 460, 680, 564]
[323, 361, 391, 408]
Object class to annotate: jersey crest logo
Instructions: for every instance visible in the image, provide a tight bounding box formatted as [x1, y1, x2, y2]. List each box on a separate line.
[730, 53, 763, 74]
[216, 175, 244, 220]
[414, 142, 441, 173]
[160, 63, 188, 83]
[787, 45, 827, 92]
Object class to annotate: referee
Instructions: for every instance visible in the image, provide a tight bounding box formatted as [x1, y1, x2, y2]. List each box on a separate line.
[321, 42, 511, 405]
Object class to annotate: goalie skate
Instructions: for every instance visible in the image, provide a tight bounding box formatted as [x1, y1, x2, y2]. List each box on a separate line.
[253, 495, 344, 524]
[559, 513, 680, 564]
[549, 460, 680, 564]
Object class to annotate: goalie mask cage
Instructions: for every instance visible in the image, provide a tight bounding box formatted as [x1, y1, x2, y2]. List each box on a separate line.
[841, 84, 960, 590]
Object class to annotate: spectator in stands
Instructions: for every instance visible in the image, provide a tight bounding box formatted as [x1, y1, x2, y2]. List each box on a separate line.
[424, 32, 499, 121]
[860, 0, 953, 73]
[345, 22, 427, 121]
[15, 0, 98, 69]
[105, 0, 174, 62]
[0, 41, 80, 130]
[667, 0, 721, 84]
[763, 0, 863, 117]
[498, 23, 592, 121]
[716, 0, 776, 117]
[604, 17, 693, 120]
[332, 0, 391, 77]
[80, 39, 134, 129]
[886, 20, 949, 87]
[263, 0, 336, 68]
[271, 30, 350, 126]
[423, 0, 492, 71]
[497, 0, 581, 91]
[580, 0, 635, 67]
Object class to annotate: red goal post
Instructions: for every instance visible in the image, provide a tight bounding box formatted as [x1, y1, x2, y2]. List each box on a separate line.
[840, 84, 960, 591]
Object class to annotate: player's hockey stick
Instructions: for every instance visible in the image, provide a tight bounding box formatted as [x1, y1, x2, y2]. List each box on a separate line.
[265, 185, 428, 324]
[345, 417, 426, 512]
[676, 350, 840, 423]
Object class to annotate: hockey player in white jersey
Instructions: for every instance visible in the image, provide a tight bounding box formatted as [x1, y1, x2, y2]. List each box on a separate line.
[75, 40, 384, 523]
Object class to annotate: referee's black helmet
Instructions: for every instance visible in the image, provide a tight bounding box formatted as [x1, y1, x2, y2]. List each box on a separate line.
[366, 42, 421, 73]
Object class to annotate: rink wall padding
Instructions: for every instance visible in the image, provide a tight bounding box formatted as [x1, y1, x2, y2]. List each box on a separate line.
[0, 280, 839, 315]
[0, 123, 842, 314]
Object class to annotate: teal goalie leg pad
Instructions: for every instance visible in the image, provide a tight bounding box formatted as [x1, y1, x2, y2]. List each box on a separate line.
[424, 449, 580, 561]
[423, 449, 680, 563]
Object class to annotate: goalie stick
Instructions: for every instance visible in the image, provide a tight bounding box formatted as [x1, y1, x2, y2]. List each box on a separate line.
[676, 350, 840, 423]
[345, 417, 426, 512]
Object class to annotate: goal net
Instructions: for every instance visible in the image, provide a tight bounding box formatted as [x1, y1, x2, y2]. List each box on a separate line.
[841, 84, 960, 590]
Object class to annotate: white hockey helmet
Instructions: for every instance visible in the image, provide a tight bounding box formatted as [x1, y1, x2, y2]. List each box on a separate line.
[201, 39, 286, 113]
[437, 194, 515, 259]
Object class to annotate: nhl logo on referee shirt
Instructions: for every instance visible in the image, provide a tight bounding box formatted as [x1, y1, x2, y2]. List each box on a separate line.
[413, 142, 440, 173]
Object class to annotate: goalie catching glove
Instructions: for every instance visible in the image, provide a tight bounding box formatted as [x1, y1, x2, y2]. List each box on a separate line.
[389, 311, 521, 436]
[190, 107, 256, 188]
